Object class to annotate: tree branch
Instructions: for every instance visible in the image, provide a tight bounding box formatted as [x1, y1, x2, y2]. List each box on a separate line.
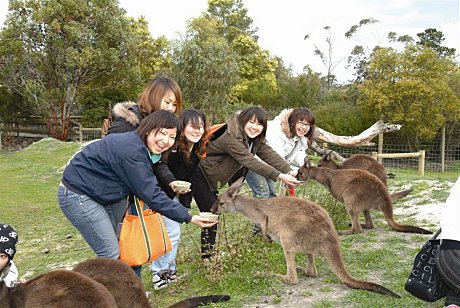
[312, 120, 401, 147]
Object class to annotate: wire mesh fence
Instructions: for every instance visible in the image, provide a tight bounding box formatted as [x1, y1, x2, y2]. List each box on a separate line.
[323, 139, 460, 179]
[69, 123, 460, 178]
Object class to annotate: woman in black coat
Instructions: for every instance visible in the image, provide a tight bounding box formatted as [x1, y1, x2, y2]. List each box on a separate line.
[150, 109, 209, 289]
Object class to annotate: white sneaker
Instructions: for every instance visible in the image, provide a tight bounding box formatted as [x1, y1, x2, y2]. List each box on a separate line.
[167, 270, 177, 282]
[152, 273, 170, 290]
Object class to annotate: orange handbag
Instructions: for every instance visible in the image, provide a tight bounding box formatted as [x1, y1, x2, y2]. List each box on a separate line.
[119, 197, 172, 267]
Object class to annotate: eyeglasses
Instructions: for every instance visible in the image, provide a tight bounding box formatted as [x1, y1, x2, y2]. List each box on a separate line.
[297, 122, 310, 128]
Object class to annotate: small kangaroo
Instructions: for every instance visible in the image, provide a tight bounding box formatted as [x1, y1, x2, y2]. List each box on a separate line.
[297, 157, 432, 235]
[1, 258, 230, 308]
[211, 177, 401, 298]
[318, 152, 412, 201]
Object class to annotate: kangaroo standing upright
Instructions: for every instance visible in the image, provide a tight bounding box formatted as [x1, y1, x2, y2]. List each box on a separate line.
[297, 158, 432, 235]
[318, 152, 412, 201]
[211, 178, 401, 298]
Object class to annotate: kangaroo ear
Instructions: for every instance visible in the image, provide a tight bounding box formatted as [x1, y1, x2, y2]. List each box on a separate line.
[227, 177, 245, 197]
[326, 150, 334, 160]
[303, 156, 313, 168]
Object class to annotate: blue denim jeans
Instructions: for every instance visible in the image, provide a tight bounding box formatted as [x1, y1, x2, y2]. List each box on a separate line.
[151, 197, 182, 274]
[246, 170, 277, 199]
[57, 185, 127, 259]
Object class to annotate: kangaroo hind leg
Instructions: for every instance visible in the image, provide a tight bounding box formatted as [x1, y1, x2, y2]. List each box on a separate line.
[339, 203, 362, 235]
[361, 210, 374, 229]
[275, 241, 298, 284]
[296, 253, 318, 277]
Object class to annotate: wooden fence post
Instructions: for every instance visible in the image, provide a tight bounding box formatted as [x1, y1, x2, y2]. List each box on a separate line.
[441, 125, 445, 172]
[418, 150, 425, 176]
[371, 152, 378, 160]
[378, 133, 383, 164]
[78, 123, 83, 144]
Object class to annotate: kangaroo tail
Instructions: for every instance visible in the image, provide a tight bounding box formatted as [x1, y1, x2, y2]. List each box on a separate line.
[381, 203, 433, 234]
[322, 241, 401, 298]
[390, 187, 413, 202]
[168, 295, 230, 308]
[387, 220, 433, 234]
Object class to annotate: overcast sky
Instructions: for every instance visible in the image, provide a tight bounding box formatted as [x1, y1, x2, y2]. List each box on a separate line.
[1, 0, 458, 83]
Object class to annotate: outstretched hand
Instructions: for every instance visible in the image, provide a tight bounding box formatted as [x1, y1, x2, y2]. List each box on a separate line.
[172, 188, 191, 195]
[278, 173, 300, 187]
[190, 215, 218, 228]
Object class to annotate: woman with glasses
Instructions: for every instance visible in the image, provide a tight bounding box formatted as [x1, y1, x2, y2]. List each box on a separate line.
[246, 107, 315, 199]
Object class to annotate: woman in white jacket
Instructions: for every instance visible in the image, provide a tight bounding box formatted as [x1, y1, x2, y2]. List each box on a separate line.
[246, 107, 315, 198]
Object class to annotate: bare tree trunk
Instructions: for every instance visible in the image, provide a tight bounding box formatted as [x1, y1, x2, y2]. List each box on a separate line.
[312, 120, 401, 147]
[46, 104, 69, 141]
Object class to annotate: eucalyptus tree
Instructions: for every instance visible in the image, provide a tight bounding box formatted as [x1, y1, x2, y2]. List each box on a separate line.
[170, 17, 240, 122]
[416, 28, 456, 58]
[356, 44, 460, 145]
[203, 0, 278, 103]
[79, 16, 172, 127]
[345, 18, 415, 83]
[304, 26, 346, 89]
[0, 0, 142, 140]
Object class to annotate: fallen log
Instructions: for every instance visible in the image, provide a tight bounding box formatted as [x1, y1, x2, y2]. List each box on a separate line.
[313, 120, 401, 147]
[308, 121, 402, 161]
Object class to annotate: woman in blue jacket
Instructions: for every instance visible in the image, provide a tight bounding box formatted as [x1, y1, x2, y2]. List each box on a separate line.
[58, 110, 216, 265]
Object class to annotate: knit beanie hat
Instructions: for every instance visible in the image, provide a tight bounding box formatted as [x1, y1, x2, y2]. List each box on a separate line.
[0, 224, 18, 261]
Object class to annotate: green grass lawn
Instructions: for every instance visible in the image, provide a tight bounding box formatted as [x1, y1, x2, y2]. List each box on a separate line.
[1, 138, 457, 307]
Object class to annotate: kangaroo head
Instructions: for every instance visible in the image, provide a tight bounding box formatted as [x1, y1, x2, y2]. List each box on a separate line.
[297, 156, 314, 181]
[211, 177, 245, 214]
[318, 150, 335, 168]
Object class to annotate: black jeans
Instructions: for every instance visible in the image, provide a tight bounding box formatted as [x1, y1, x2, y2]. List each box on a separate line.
[189, 167, 218, 259]
[436, 241, 460, 306]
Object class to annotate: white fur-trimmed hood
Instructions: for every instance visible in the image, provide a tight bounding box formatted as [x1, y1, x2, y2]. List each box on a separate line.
[278, 108, 294, 138]
[111, 101, 141, 126]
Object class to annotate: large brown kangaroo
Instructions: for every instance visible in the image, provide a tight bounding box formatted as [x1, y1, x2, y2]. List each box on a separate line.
[0, 269, 116, 308]
[297, 158, 432, 235]
[211, 178, 401, 298]
[318, 152, 412, 201]
[0, 258, 230, 308]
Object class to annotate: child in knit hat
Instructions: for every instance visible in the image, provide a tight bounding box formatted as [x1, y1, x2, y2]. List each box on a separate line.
[0, 223, 20, 287]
